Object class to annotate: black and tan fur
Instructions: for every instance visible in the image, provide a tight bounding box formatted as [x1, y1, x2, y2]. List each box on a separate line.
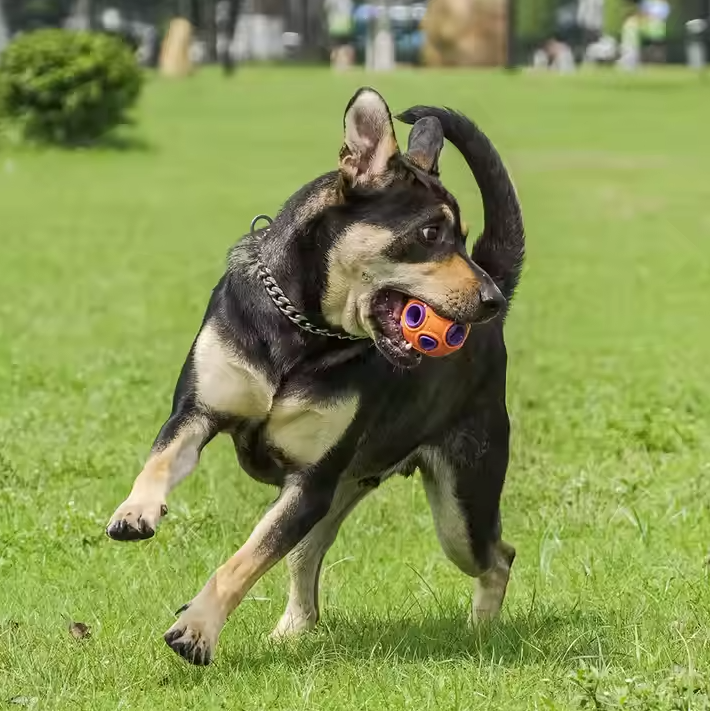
[106, 88, 525, 665]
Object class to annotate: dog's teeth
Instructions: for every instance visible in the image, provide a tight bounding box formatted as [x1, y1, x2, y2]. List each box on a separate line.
[404, 343, 412, 351]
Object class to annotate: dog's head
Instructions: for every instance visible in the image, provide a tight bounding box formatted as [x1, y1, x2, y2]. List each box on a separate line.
[320, 87, 505, 368]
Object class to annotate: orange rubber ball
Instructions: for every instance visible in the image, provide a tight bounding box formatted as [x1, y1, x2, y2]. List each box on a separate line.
[400, 299, 470, 357]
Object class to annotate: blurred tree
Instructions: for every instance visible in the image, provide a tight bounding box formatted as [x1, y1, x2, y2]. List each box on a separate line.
[517, 0, 556, 37]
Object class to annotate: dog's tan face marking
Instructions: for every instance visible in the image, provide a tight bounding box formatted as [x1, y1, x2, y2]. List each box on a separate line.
[389, 254, 480, 304]
[321, 224, 395, 336]
[322, 217, 483, 337]
[265, 394, 359, 468]
[194, 322, 274, 419]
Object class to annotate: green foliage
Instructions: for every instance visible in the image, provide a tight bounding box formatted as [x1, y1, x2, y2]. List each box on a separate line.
[571, 665, 710, 710]
[517, 0, 557, 38]
[0, 28, 143, 145]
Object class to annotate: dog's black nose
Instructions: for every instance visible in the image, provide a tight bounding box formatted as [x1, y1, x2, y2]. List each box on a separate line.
[480, 281, 506, 315]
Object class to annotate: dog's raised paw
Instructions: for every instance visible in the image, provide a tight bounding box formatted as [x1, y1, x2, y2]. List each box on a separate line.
[105, 500, 167, 541]
[164, 623, 213, 666]
[106, 517, 155, 541]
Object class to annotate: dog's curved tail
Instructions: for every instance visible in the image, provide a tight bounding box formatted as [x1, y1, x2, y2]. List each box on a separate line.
[397, 107, 525, 302]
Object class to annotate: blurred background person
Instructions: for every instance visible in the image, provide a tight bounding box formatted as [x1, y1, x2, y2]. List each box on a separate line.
[618, 0, 642, 70]
[216, 0, 238, 75]
[640, 0, 670, 63]
[533, 35, 577, 72]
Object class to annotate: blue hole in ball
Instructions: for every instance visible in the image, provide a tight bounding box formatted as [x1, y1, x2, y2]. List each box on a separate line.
[405, 303, 425, 328]
[446, 324, 466, 347]
[419, 335, 438, 352]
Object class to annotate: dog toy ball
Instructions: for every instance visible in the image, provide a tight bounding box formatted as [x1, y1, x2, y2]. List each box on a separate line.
[401, 299, 470, 357]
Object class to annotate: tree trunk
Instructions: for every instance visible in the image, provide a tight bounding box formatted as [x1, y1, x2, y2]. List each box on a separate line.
[252, 0, 282, 16]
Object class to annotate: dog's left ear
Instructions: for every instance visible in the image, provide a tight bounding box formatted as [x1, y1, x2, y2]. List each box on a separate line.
[339, 87, 400, 188]
[403, 116, 443, 176]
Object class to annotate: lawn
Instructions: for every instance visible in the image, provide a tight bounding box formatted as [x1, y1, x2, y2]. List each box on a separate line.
[1, 66, 709, 710]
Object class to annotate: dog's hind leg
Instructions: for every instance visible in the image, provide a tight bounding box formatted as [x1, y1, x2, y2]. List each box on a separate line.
[419, 414, 515, 624]
[270, 478, 374, 639]
[163, 445, 353, 665]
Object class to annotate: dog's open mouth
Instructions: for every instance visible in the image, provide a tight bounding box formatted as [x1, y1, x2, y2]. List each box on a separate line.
[369, 290, 422, 368]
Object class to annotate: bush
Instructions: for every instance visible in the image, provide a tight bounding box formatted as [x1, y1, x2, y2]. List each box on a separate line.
[0, 29, 143, 145]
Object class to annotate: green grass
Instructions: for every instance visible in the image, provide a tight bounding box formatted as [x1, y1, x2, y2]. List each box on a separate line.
[1, 67, 709, 710]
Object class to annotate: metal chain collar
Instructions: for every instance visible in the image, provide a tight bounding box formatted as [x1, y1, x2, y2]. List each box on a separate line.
[251, 214, 367, 342]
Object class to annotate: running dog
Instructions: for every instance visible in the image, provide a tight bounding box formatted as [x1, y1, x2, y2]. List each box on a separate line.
[106, 87, 525, 665]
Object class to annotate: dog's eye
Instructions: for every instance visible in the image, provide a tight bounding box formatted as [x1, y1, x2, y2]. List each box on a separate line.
[420, 226, 441, 244]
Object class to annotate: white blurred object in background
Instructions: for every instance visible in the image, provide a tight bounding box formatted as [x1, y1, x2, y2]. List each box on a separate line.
[686, 18, 708, 69]
[365, 2, 394, 71]
[585, 35, 618, 64]
[233, 1, 285, 62]
[101, 8, 123, 33]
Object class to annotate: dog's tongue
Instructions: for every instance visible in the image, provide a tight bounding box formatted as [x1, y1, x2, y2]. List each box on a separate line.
[390, 292, 406, 322]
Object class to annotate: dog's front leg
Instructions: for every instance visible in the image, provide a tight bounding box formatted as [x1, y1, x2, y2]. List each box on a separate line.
[106, 405, 217, 541]
[164, 460, 346, 665]
[106, 318, 275, 541]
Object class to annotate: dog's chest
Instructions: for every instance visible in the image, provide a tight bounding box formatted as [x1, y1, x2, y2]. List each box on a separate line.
[193, 322, 362, 470]
[263, 392, 359, 468]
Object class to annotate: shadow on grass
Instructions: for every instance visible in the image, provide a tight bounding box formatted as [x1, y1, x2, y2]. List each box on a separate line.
[211, 606, 612, 672]
[57, 130, 154, 153]
[88, 132, 154, 153]
[0, 125, 154, 153]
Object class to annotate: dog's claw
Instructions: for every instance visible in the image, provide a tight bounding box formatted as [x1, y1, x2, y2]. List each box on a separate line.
[105, 499, 167, 541]
[164, 625, 213, 666]
[106, 517, 155, 541]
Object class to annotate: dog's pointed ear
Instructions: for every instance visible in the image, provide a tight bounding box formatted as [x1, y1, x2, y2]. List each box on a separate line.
[339, 87, 400, 188]
[402, 116, 444, 176]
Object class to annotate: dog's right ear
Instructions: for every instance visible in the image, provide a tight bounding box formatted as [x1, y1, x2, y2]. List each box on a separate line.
[339, 87, 400, 189]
